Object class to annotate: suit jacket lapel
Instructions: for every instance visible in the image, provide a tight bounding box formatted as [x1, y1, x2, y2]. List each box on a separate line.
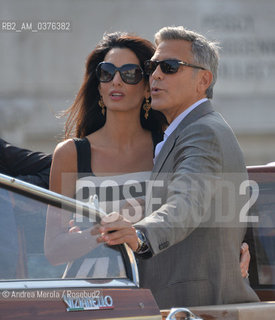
[152, 100, 215, 176]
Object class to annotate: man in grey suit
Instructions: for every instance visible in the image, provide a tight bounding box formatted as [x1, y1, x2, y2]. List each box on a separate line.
[97, 26, 259, 308]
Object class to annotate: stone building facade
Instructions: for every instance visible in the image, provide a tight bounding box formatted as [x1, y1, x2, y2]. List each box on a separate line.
[1, 0, 275, 165]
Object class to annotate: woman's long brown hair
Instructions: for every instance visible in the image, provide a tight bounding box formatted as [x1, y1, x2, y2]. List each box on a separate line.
[64, 32, 167, 141]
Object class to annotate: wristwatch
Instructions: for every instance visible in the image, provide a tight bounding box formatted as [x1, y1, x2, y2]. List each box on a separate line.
[135, 230, 150, 254]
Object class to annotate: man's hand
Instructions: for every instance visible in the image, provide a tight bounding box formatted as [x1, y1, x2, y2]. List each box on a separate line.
[240, 242, 250, 279]
[92, 212, 139, 251]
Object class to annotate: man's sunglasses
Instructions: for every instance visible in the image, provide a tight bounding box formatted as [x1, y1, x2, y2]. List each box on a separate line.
[96, 62, 144, 85]
[144, 59, 206, 75]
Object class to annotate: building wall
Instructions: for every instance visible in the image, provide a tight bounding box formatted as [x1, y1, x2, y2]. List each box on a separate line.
[0, 0, 275, 165]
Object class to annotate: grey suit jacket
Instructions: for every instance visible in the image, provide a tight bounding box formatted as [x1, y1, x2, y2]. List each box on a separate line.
[135, 100, 259, 308]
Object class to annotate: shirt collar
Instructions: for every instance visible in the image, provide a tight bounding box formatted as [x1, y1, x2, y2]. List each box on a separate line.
[164, 98, 208, 139]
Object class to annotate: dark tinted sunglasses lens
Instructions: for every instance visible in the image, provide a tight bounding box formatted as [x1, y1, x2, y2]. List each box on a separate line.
[98, 63, 115, 82]
[144, 61, 157, 75]
[160, 60, 180, 74]
[120, 65, 143, 84]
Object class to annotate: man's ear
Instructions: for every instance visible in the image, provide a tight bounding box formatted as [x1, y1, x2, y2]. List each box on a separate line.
[198, 70, 213, 94]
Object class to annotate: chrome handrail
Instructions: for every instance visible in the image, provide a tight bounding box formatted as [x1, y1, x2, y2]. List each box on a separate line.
[0, 173, 106, 219]
[123, 243, 139, 287]
[0, 173, 140, 288]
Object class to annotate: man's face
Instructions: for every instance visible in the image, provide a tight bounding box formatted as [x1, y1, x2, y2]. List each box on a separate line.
[149, 40, 205, 123]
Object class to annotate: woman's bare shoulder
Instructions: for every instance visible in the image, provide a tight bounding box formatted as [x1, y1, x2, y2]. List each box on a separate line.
[50, 139, 78, 194]
[52, 139, 77, 172]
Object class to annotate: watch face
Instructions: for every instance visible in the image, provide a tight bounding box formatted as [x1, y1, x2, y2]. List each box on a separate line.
[136, 230, 144, 253]
[137, 230, 144, 241]
[136, 230, 149, 254]
[136, 238, 143, 253]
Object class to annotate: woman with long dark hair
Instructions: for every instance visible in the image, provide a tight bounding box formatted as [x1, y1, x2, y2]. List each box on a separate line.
[44, 32, 166, 269]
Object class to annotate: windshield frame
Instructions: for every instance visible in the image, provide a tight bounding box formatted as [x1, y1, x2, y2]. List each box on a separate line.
[0, 173, 139, 289]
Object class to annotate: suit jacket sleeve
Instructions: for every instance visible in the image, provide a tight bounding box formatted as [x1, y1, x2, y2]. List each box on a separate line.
[135, 120, 233, 255]
[0, 138, 52, 177]
[0, 138, 51, 188]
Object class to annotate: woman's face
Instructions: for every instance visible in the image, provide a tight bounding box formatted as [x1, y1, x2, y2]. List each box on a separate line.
[98, 48, 149, 115]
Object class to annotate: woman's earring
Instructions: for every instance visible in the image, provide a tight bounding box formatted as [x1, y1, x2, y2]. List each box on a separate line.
[143, 98, 151, 119]
[98, 97, 106, 116]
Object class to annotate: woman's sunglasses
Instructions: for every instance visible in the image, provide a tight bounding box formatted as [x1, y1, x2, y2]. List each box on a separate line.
[144, 59, 206, 75]
[96, 62, 144, 85]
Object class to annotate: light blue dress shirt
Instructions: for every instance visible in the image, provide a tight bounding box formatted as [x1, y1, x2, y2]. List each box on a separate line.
[154, 98, 208, 163]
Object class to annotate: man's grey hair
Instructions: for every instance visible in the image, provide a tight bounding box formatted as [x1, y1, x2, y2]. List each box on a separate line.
[154, 26, 220, 99]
